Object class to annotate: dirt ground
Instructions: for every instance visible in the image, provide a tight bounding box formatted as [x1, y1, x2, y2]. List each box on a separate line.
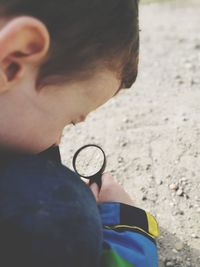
[60, 1, 200, 266]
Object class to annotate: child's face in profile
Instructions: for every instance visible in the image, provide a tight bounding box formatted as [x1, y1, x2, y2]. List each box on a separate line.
[0, 16, 123, 153]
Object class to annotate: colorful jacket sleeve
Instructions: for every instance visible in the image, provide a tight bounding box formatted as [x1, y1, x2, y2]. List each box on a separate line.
[98, 202, 159, 267]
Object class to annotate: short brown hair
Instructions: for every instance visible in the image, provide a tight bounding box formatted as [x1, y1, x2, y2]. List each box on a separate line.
[0, 0, 139, 89]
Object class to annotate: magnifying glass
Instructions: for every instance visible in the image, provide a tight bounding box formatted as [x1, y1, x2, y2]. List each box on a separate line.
[72, 144, 106, 188]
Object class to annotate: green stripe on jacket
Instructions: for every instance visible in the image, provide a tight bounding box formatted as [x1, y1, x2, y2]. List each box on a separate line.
[102, 249, 136, 267]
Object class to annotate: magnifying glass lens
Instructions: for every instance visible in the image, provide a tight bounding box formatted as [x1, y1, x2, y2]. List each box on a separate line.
[74, 146, 105, 177]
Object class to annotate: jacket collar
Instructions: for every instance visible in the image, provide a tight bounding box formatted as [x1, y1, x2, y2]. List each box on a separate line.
[0, 145, 61, 167]
[38, 145, 61, 163]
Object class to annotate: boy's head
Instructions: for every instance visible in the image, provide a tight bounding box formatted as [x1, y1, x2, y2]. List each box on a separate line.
[0, 0, 139, 153]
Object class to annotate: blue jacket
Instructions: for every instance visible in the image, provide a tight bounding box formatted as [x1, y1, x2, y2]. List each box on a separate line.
[0, 145, 159, 267]
[99, 202, 159, 267]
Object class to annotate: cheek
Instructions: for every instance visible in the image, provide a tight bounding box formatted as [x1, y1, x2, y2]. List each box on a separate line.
[86, 70, 121, 112]
[97, 78, 120, 105]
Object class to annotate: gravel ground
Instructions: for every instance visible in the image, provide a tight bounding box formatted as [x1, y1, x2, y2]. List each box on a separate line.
[60, 1, 200, 266]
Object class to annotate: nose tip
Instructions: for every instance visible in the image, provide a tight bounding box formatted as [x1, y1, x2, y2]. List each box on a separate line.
[79, 114, 86, 122]
[73, 114, 87, 125]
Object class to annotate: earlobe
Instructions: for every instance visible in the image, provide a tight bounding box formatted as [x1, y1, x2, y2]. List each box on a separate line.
[0, 16, 50, 88]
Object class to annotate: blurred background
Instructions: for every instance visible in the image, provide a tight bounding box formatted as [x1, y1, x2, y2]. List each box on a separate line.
[60, 0, 200, 266]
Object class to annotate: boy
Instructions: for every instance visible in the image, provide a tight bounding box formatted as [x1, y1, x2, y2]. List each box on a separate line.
[0, 0, 159, 266]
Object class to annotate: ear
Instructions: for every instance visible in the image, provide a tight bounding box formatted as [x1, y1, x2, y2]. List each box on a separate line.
[0, 16, 50, 93]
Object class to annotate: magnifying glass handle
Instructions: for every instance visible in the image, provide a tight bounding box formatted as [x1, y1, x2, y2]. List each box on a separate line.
[89, 174, 102, 189]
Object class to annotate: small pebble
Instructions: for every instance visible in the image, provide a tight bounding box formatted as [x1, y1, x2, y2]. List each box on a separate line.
[142, 195, 147, 201]
[146, 164, 151, 171]
[180, 177, 187, 182]
[120, 142, 128, 147]
[169, 183, 179, 191]
[164, 117, 169, 122]
[178, 210, 184, 215]
[156, 179, 163, 185]
[191, 234, 198, 239]
[174, 241, 184, 251]
[176, 189, 184, 196]
[165, 261, 174, 267]
[182, 117, 189, 122]
[123, 118, 130, 123]
[118, 157, 124, 163]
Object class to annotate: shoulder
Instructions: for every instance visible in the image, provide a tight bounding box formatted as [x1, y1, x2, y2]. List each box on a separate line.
[0, 150, 102, 267]
[0, 147, 79, 187]
[0, 148, 95, 214]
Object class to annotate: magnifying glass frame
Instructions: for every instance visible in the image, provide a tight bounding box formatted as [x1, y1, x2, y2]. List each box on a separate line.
[72, 144, 106, 186]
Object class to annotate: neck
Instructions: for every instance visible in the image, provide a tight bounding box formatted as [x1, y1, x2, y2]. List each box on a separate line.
[0, 92, 60, 154]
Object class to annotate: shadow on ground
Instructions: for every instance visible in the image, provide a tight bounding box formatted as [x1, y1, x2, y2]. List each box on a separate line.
[158, 227, 200, 267]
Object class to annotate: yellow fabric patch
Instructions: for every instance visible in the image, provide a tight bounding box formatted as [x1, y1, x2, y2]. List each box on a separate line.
[104, 225, 156, 239]
[146, 212, 160, 237]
